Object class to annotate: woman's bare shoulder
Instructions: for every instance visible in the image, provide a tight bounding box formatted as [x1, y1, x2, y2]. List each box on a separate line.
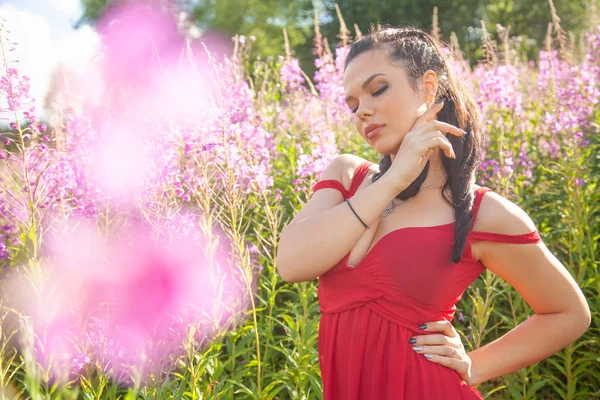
[337, 155, 378, 189]
[472, 188, 538, 235]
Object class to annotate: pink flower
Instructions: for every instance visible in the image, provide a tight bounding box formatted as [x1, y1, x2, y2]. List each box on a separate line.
[28, 215, 249, 383]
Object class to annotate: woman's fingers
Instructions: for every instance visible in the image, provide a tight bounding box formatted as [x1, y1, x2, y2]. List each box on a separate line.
[412, 345, 458, 358]
[419, 352, 468, 374]
[425, 136, 455, 159]
[421, 320, 459, 338]
[411, 120, 466, 137]
[427, 120, 467, 137]
[407, 123, 463, 159]
[411, 320, 473, 383]
[411, 101, 445, 130]
[411, 333, 453, 346]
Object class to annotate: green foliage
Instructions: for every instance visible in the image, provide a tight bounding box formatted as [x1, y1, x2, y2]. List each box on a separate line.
[76, 1, 594, 78]
[2, 2, 598, 398]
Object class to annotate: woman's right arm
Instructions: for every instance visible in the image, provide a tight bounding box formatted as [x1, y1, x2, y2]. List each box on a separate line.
[276, 154, 404, 283]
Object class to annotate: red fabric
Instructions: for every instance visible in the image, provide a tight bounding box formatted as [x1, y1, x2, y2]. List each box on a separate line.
[313, 179, 349, 198]
[314, 161, 541, 399]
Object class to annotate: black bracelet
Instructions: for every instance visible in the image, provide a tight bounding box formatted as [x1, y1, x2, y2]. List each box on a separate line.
[346, 199, 369, 229]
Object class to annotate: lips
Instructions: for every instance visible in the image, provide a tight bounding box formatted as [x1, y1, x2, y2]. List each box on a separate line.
[365, 123, 385, 139]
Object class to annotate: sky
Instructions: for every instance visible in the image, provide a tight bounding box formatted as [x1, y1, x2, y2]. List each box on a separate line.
[0, 0, 100, 119]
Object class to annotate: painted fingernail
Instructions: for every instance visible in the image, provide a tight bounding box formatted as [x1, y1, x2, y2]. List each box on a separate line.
[424, 354, 433, 359]
[409, 338, 417, 344]
[412, 346, 423, 351]
[418, 324, 428, 330]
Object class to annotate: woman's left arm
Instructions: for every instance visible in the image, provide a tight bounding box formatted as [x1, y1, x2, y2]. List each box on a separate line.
[412, 192, 591, 386]
[464, 194, 591, 385]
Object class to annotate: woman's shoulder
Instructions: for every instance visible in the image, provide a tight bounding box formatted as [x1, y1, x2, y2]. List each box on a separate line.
[471, 187, 538, 236]
[336, 154, 378, 189]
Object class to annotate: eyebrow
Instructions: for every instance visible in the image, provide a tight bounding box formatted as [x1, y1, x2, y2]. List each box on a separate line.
[345, 73, 386, 102]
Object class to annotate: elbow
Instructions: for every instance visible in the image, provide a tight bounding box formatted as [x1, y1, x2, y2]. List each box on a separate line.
[276, 263, 302, 283]
[275, 232, 302, 283]
[275, 234, 319, 283]
[275, 241, 296, 283]
[276, 261, 293, 283]
[276, 254, 309, 283]
[569, 304, 592, 339]
[578, 296, 592, 334]
[579, 306, 592, 334]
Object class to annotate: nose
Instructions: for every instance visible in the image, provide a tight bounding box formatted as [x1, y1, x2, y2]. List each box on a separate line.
[356, 105, 373, 121]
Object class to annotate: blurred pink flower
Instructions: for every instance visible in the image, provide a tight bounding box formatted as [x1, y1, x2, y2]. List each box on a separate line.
[4, 214, 249, 384]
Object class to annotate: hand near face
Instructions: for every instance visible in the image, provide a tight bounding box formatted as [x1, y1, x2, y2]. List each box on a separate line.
[386, 101, 467, 191]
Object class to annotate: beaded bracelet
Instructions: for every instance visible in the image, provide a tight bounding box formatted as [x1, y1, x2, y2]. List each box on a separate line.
[345, 199, 370, 229]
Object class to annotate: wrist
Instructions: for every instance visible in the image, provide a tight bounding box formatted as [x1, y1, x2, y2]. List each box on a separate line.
[380, 175, 408, 197]
[466, 351, 485, 386]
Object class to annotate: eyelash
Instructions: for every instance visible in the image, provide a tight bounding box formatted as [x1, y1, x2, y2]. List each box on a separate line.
[351, 85, 389, 114]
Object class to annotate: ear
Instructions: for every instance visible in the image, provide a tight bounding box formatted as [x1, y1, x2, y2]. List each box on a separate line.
[421, 70, 439, 107]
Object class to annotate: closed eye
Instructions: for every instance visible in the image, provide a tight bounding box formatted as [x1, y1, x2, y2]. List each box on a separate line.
[373, 85, 388, 96]
[349, 85, 389, 114]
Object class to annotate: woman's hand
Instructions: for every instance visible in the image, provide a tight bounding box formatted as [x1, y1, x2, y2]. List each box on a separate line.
[387, 101, 466, 190]
[410, 320, 478, 386]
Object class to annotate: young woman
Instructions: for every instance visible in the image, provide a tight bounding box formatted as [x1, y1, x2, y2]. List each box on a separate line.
[276, 26, 591, 399]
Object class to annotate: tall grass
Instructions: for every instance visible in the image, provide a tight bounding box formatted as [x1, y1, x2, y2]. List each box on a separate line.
[0, 2, 598, 399]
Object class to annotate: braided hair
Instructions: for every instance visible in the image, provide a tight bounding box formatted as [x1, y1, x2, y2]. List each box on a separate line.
[344, 26, 484, 263]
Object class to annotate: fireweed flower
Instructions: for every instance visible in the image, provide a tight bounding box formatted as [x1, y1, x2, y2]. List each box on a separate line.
[280, 44, 352, 189]
[279, 57, 306, 93]
[473, 64, 524, 118]
[4, 214, 249, 384]
[535, 46, 599, 157]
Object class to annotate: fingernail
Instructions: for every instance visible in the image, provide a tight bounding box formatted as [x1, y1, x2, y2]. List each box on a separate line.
[418, 324, 428, 330]
[424, 354, 433, 359]
[412, 346, 423, 351]
[409, 337, 417, 344]
[460, 129, 467, 135]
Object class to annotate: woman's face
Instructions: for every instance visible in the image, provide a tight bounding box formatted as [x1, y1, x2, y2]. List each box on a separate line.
[343, 48, 430, 154]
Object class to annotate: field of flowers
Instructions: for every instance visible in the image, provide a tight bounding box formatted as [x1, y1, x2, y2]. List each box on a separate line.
[0, 1, 598, 399]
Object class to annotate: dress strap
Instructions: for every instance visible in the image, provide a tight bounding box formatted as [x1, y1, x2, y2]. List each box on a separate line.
[312, 179, 348, 198]
[348, 161, 373, 197]
[469, 186, 541, 244]
[311, 160, 372, 199]
[469, 187, 493, 230]
[469, 230, 542, 244]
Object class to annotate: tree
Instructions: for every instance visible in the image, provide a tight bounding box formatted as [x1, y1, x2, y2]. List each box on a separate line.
[76, 0, 315, 65]
[76, 0, 595, 74]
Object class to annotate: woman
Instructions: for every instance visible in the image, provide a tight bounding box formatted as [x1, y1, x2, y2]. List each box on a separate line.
[276, 26, 591, 399]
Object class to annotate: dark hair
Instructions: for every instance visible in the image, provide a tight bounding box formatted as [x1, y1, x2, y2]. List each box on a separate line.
[344, 25, 484, 263]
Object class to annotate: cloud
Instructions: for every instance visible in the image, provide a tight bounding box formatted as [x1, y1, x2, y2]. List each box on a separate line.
[48, 0, 82, 18]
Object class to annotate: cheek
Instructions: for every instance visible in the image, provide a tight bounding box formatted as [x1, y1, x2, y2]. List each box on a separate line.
[352, 115, 361, 132]
[383, 95, 422, 132]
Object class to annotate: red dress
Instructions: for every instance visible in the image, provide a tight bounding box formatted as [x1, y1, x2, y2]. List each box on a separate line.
[312, 160, 541, 399]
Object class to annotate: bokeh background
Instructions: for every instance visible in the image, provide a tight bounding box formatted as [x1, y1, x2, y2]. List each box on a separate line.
[0, 0, 598, 399]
